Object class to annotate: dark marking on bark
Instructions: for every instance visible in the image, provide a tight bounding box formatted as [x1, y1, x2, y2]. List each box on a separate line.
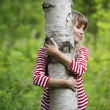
[44, 36, 53, 46]
[66, 19, 68, 23]
[65, 34, 69, 37]
[69, 45, 71, 53]
[51, 31, 62, 37]
[76, 94, 78, 97]
[42, 2, 55, 10]
[66, 13, 72, 24]
[59, 41, 74, 53]
[68, 13, 71, 17]
[45, 33, 70, 39]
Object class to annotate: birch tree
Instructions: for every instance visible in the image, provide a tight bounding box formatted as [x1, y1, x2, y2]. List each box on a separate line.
[42, 0, 78, 109]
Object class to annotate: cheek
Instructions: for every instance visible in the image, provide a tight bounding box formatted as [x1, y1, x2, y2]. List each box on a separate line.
[73, 30, 77, 37]
[73, 27, 78, 34]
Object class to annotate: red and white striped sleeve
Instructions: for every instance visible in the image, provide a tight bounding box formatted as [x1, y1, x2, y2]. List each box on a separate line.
[69, 46, 89, 77]
[33, 47, 50, 88]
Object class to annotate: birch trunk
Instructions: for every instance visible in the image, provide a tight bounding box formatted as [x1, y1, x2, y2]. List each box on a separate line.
[42, 0, 78, 109]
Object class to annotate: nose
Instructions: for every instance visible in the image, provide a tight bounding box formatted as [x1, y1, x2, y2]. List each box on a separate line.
[80, 28, 84, 35]
[79, 28, 84, 35]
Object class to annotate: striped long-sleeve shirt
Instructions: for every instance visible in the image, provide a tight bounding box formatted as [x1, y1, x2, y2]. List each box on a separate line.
[33, 46, 89, 110]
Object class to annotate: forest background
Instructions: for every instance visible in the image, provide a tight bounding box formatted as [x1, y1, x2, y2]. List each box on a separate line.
[0, 0, 110, 110]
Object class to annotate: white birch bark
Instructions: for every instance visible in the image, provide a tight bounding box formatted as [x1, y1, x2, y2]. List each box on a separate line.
[42, 0, 78, 109]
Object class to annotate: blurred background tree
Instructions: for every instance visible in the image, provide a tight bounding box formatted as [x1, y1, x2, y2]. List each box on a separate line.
[0, 0, 110, 110]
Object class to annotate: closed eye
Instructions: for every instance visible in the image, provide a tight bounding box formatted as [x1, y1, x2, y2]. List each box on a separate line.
[77, 26, 80, 29]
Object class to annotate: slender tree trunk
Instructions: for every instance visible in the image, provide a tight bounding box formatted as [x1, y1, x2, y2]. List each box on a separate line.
[42, 0, 78, 109]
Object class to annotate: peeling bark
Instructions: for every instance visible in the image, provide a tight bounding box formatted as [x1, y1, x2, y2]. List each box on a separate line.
[42, 2, 55, 10]
[43, 0, 77, 109]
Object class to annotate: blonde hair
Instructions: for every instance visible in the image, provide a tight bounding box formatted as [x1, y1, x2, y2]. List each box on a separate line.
[72, 10, 88, 60]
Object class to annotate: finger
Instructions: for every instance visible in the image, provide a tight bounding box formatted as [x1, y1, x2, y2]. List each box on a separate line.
[50, 38, 57, 46]
[74, 85, 78, 88]
[46, 52, 49, 55]
[72, 88, 76, 92]
[45, 51, 49, 55]
[45, 44, 49, 48]
[76, 82, 78, 85]
[69, 76, 74, 79]
[75, 81, 78, 85]
[45, 44, 48, 47]
[45, 47, 47, 51]
[75, 79, 78, 82]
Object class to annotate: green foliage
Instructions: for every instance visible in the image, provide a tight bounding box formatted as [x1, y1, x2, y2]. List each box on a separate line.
[0, 0, 110, 109]
[0, 0, 44, 110]
[0, 37, 44, 110]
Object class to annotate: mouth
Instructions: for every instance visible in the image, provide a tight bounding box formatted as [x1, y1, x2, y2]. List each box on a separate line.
[78, 35, 82, 39]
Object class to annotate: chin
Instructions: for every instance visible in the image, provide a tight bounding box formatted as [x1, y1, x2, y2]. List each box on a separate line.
[75, 40, 80, 44]
[75, 38, 80, 43]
